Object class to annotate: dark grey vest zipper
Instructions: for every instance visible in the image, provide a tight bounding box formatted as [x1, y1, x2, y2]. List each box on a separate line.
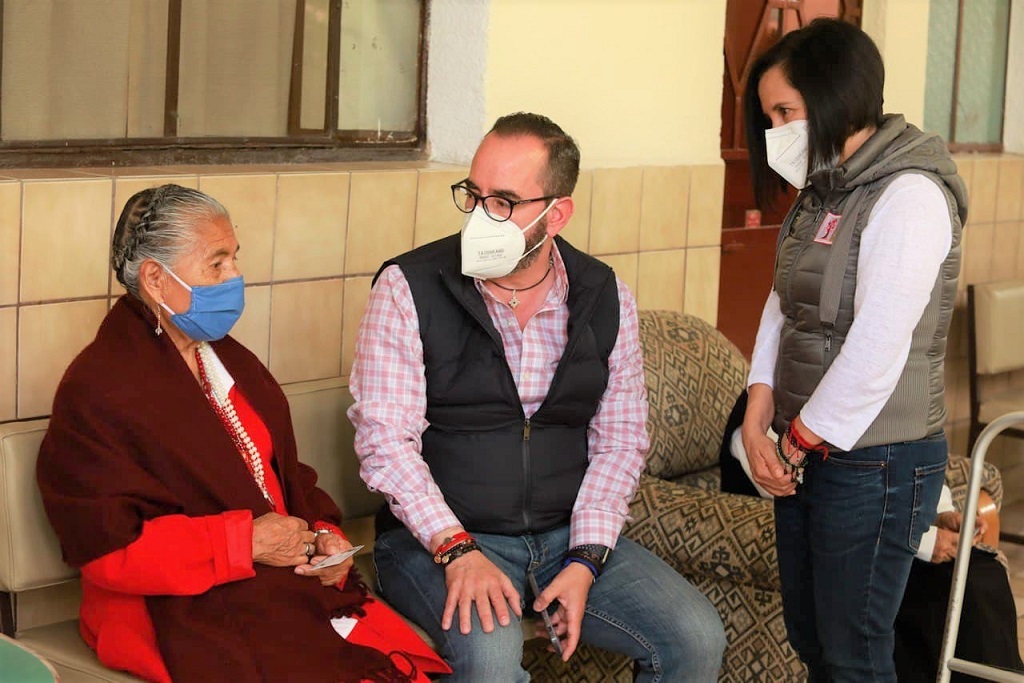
[521, 419, 532, 529]
[823, 326, 834, 367]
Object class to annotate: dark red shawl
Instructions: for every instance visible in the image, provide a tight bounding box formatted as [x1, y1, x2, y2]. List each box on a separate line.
[38, 295, 402, 682]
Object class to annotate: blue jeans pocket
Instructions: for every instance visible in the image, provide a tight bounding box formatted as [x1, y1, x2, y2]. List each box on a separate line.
[908, 460, 947, 552]
[823, 453, 886, 469]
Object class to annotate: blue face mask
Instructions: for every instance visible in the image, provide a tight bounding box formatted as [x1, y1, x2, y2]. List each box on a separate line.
[159, 265, 245, 341]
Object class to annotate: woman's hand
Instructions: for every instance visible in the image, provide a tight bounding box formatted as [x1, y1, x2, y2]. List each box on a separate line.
[252, 512, 316, 567]
[936, 509, 988, 539]
[930, 511, 986, 563]
[743, 384, 795, 497]
[743, 428, 796, 497]
[295, 531, 355, 587]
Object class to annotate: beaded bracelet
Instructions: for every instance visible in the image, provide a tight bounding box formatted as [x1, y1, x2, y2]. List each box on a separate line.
[435, 539, 480, 566]
[433, 531, 474, 563]
[775, 435, 807, 484]
[775, 424, 829, 485]
[786, 423, 829, 460]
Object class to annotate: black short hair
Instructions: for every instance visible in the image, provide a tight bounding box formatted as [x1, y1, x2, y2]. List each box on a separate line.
[488, 112, 580, 197]
[744, 18, 885, 208]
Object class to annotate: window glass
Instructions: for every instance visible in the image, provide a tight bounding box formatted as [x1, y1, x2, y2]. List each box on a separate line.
[923, 0, 1009, 146]
[2, 0, 167, 140]
[956, 0, 1010, 144]
[924, 0, 957, 140]
[338, 0, 421, 139]
[0, 0, 425, 155]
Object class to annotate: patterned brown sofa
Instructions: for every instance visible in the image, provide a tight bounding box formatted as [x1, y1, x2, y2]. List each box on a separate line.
[523, 309, 1004, 682]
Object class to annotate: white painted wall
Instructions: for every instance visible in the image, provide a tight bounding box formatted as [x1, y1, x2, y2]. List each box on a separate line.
[426, 0, 491, 164]
[428, 0, 727, 167]
[862, 0, 931, 128]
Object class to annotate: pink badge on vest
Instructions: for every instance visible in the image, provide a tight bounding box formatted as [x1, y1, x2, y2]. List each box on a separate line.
[814, 212, 841, 245]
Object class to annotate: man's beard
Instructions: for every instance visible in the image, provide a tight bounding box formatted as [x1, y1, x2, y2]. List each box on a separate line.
[510, 218, 547, 275]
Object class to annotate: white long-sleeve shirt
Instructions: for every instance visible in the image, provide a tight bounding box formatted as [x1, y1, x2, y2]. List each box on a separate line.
[748, 173, 954, 450]
[916, 485, 955, 562]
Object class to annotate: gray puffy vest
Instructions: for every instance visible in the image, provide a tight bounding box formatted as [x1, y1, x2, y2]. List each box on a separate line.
[773, 114, 968, 450]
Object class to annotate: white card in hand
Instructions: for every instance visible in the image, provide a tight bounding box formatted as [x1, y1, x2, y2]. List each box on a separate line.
[311, 545, 364, 570]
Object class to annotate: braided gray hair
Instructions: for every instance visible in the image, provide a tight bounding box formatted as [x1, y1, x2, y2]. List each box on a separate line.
[111, 184, 230, 298]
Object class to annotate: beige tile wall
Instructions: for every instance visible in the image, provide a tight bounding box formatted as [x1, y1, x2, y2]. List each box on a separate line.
[5, 154, 1020, 502]
[0, 161, 724, 421]
[944, 154, 1024, 458]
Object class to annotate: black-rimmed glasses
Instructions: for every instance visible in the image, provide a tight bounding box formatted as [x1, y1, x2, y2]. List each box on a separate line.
[451, 182, 558, 223]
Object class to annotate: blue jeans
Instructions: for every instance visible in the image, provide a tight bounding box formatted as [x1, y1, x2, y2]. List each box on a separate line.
[374, 524, 725, 682]
[774, 434, 947, 682]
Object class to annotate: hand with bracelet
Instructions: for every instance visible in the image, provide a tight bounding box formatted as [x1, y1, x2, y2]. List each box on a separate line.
[533, 544, 610, 662]
[432, 526, 522, 636]
[776, 415, 827, 486]
[742, 383, 796, 497]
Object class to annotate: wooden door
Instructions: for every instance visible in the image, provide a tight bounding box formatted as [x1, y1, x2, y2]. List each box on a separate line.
[717, 0, 861, 358]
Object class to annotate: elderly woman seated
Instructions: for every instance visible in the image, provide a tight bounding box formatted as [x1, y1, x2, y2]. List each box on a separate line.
[37, 185, 448, 683]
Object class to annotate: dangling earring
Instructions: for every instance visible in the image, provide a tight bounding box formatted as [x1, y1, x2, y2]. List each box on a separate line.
[154, 306, 163, 336]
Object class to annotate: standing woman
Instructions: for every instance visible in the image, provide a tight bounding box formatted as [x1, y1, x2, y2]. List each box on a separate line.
[740, 19, 967, 683]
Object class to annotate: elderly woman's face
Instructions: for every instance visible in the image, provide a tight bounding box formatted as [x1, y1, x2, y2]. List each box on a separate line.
[161, 216, 240, 315]
[758, 65, 807, 129]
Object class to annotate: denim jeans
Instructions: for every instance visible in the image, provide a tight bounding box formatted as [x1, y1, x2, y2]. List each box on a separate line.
[774, 433, 947, 683]
[374, 524, 725, 682]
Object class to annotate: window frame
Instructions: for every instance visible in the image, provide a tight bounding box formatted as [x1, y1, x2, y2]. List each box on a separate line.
[943, 0, 1010, 153]
[0, 0, 429, 168]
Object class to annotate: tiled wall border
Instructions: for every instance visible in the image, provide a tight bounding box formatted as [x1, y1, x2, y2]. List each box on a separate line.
[0, 160, 726, 421]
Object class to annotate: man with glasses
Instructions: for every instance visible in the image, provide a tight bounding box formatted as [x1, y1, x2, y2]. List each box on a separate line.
[348, 112, 725, 682]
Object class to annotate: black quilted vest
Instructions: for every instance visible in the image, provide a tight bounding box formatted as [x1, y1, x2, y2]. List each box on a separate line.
[375, 235, 620, 536]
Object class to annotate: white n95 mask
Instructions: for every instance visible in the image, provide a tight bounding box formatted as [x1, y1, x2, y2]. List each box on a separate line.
[765, 119, 810, 189]
[460, 200, 557, 280]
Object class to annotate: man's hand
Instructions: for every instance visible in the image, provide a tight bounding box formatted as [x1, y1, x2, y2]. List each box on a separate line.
[533, 562, 593, 661]
[252, 513, 315, 567]
[295, 531, 354, 586]
[442, 550, 522, 635]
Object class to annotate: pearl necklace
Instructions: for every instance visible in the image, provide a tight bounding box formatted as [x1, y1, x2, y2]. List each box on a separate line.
[195, 342, 276, 510]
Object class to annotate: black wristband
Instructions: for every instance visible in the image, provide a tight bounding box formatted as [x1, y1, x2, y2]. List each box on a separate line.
[565, 544, 611, 577]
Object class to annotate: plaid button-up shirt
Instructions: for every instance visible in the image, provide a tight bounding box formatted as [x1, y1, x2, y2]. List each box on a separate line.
[348, 243, 649, 549]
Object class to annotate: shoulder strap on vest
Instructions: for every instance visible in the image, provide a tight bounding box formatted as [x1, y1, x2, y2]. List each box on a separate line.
[818, 184, 870, 327]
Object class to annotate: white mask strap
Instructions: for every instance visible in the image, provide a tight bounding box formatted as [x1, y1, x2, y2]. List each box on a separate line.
[522, 234, 548, 261]
[515, 198, 557, 262]
[518, 198, 559, 234]
[161, 263, 193, 292]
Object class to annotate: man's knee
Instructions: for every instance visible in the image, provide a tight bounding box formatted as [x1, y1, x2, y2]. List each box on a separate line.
[440, 620, 527, 683]
[656, 600, 727, 672]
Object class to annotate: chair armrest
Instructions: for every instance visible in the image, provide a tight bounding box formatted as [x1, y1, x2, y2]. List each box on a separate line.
[977, 490, 999, 548]
[624, 475, 780, 590]
[945, 454, 1002, 512]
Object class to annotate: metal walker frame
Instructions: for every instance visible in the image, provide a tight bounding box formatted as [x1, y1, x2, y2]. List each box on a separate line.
[938, 411, 1024, 683]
